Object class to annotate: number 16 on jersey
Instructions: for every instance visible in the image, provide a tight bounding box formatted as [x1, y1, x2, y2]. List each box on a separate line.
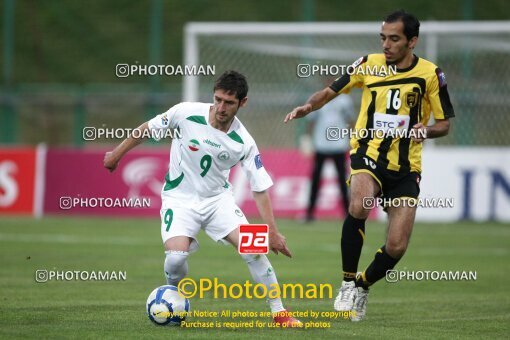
[238, 224, 269, 254]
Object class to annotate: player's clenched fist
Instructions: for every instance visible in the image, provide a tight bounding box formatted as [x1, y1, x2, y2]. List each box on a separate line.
[103, 151, 119, 172]
[284, 104, 312, 123]
[411, 123, 427, 143]
[269, 231, 292, 258]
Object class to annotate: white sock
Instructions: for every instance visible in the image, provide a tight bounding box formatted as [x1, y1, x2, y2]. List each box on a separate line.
[241, 254, 285, 313]
[268, 297, 285, 314]
[164, 250, 189, 286]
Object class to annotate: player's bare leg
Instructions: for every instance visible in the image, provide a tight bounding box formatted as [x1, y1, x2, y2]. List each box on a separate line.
[334, 172, 379, 312]
[164, 236, 192, 252]
[351, 203, 417, 321]
[163, 236, 192, 286]
[349, 172, 380, 219]
[356, 204, 416, 288]
[386, 204, 417, 258]
[224, 228, 302, 328]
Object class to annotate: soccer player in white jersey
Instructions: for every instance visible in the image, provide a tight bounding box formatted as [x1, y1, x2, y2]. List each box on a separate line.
[104, 70, 302, 327]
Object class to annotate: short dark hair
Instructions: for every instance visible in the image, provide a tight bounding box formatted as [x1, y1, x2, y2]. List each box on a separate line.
[384, 10, 420, 41]
[213, 70, 248, 101]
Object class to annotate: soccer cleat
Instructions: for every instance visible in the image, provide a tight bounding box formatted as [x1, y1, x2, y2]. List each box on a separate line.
[350, 286, 369, 322]
[272, 310, 303, 328]
[333, 280, 356, 312]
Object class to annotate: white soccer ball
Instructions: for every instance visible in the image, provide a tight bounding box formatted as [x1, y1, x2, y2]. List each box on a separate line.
[146, 285, 190, 326]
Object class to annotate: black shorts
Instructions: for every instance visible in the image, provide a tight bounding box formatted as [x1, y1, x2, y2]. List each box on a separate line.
[348, 153, 421, 200]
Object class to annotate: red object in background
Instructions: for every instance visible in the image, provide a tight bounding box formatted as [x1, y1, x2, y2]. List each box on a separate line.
[0, 148, 37, 214]
[229, 149, 354, 220]
[42, 148, 358, 219]
[0, 147, 360, 220]
[43, 148, 167, 216]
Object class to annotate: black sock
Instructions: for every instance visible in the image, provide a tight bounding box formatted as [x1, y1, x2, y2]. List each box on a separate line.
[356, 246, 400, 289]
[341, 214, 366, 281]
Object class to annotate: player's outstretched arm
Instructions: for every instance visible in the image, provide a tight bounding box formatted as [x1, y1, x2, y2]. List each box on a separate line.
[252, 190, 292, 258]
[411, 119, 450, 143]
[103, 121, 150, 172]
[284, 87, 338, 123]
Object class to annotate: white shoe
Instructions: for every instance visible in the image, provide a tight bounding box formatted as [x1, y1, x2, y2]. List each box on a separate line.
[350, 286, 369, 322]
[333, 281, 356, 312]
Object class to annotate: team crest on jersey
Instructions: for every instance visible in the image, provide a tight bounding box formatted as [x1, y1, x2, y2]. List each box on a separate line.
[218, 151, 230, 161]
[161, 114, 169, 126]
[188, 139, 200, 151]
[405, 92, 420, 108]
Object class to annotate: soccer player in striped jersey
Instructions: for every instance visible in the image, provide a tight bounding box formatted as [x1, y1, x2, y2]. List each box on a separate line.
[285, 10, 454, 321]
[105, 70, 301, 327]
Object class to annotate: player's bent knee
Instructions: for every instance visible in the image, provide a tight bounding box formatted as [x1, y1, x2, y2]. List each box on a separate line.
[164, 250, 189, 285]
[164, 236, 191, 252]
[385, 242, 407, 259]
[349, 200, 370, 219]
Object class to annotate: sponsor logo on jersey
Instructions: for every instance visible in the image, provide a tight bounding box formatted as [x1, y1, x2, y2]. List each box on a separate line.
[373, 113, 410, 132]
[235, 209, 244, 217]
[188, 139, 200, 151]
[218, 151, 230, 161]
[254, 154, 263, 169]
[203, 139, 221, 149]
[405, 92, 419, 108]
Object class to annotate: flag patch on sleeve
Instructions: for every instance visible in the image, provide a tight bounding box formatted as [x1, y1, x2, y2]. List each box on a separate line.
[161, 114, 169, 126]
[255, 154, 263, 169]
[436, 68, 447, 87]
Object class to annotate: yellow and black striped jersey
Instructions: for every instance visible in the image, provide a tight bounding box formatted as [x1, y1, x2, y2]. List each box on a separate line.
[330, 54, 454, 173]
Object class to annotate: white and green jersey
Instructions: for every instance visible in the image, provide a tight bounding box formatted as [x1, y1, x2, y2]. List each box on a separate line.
[148, 102, 273, 201]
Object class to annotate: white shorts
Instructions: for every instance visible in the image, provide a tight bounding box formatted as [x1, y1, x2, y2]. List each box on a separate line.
[159, 192, 249, 253]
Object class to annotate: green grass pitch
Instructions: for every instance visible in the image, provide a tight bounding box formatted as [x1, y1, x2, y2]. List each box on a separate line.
[0, 216, 509, 339]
